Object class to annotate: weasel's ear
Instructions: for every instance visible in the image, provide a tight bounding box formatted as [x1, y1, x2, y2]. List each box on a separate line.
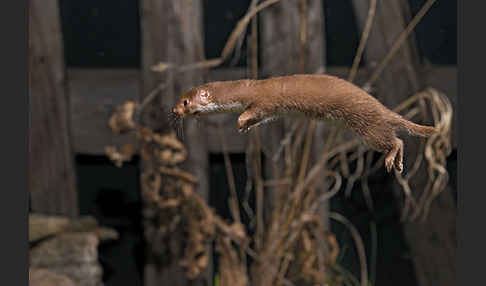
[199, 90, 209, 104]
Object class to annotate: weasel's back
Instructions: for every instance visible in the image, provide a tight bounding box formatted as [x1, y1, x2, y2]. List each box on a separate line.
[255, 74, 390, 122]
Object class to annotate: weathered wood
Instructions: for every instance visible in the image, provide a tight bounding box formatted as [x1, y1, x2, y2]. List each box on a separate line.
[140, 1, 210, 286]
[29, 0, 78, 217]
[139, 0, 173, 131]
[400, 185, 456, 286]
[255, 1, 327, 284]
[351, 0, 423, 103]
[68, 69, 139, 154]
[260, 0, 326, 227]
[167, 5, 213, 280]
[140, 1, 177, 284]
[205, 68, 247, 82]
[167, 0, 209, 240]
[260, 0, 324, 77]
[351, 1, 456, 286]
[66, 66, 456, 154]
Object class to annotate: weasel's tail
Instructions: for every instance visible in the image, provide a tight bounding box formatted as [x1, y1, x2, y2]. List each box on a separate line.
[397, 117, 438, 137]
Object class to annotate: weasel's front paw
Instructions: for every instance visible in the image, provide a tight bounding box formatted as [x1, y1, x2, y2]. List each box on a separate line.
[237, 117, 251, 133]
[238, 125, 250, 133]
[237, 109, 263, 133]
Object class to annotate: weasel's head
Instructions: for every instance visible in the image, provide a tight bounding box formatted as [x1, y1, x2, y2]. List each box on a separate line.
[172, 87, 212, 118]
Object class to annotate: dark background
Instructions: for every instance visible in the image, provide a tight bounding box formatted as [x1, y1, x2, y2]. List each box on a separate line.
[59, 1, 456, 285]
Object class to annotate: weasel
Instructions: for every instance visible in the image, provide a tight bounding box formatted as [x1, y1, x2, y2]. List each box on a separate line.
[172, 74, 437, 173]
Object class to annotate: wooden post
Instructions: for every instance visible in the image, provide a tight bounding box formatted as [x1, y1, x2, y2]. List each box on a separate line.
[351, 1, 456, 285]
[260, 0, 325, 77]
[252, 2, 327, 284]
[29, 0, 78, 217]
[259, 0, 327, 225]
[140, 1, 210, 285]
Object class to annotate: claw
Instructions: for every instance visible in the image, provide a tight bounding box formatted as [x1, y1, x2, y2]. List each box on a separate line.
[395, 161, 403, 173]
[385, 156, 394, 173]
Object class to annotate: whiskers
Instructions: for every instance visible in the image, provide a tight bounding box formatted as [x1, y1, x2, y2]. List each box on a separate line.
[195, 116, 203, 129]
[168, 111, 185, 141]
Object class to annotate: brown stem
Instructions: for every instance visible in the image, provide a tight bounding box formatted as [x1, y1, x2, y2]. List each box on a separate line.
[348, 0, 377, 83]
[218, 122, 241, 223]
[329, 212, 368, 286]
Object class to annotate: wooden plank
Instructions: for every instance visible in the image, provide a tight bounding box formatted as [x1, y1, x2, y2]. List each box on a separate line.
[66, 66, 457, 154]
[351, 1, 456, 286]
[206, 68, 247, 82]
[29, 0, 78, 217]
[68, 69, 139, 154]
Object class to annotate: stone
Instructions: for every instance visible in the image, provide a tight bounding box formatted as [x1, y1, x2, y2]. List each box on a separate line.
[29, 268, 77, 286]
[30, 233, 103, 286]
[29, 213, 70, 242]
[29, 213, 119, 243]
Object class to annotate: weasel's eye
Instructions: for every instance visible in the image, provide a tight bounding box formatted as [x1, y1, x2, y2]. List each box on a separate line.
[183, 100, 188, 106]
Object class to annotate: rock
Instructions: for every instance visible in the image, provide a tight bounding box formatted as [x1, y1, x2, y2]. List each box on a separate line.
[29, 214, 70, 242]
[30, 233, 99, 265]
[29, 214, 118, 286]
[66, 216, 99, 232]
[30, 233, 103, 286]
[29, 213, 119, 243]
[29, 268, 77, 286]
[91, 227, 120, 241]
[52, 264, 103, 286]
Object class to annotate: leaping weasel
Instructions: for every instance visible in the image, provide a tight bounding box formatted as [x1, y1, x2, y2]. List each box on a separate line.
[172, 74, 437, 173]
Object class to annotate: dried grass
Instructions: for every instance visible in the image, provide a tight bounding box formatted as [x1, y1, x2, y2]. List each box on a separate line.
[105, 0, 452, 285]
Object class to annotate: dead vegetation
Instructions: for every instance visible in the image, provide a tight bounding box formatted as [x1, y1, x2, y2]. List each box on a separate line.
[106, 0, 451, 285]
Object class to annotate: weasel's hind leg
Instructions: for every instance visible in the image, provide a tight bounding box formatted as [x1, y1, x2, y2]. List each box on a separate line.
[361, 128, 403, 173]
[237, 108, 270, 133]
[394, 138, 404, 173]
[384, 138, 404, 173]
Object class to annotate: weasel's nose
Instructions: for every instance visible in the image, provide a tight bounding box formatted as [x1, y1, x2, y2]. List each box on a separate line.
[173, 106, 183, 116]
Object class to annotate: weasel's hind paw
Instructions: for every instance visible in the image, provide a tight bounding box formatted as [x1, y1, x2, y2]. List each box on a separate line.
[385, 156, 395, 173]
[384, 138, 404, 174]
[394, 157, 403, 173]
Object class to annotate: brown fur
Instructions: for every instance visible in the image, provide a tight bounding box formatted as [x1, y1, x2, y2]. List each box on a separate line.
[173, 74, 437, 173]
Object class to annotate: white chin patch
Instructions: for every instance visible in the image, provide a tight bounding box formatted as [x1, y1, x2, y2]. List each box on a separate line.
[196, 102, 243, 113]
